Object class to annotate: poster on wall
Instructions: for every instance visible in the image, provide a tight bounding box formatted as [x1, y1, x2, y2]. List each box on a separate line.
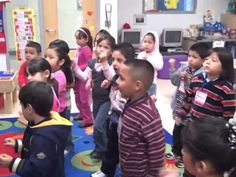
[0, 3, 6, 54]
[12, 8, 36, 61]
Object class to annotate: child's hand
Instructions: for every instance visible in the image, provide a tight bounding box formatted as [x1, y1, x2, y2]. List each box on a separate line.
[4, 138, 16, 147]
[175, 117, 182, 125]
[98, 50, 109, 61]
[0, 154, 13, 168]
[159, 169, 179, 177]
[85, 78, 92, 90]
[100, 79, 111, 88]
[180, 71, 190, 81]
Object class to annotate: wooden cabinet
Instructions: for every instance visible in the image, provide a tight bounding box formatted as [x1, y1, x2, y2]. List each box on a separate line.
[221, 14, 236, 28]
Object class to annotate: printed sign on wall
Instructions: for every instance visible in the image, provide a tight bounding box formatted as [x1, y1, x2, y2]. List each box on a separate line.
[12, 8, 36, 60]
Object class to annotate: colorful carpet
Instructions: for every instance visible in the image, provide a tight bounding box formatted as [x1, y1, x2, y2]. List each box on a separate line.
[0, 115, 181, 177]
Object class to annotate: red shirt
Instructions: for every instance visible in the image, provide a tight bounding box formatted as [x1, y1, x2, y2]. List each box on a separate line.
[18, 61, 28, 88]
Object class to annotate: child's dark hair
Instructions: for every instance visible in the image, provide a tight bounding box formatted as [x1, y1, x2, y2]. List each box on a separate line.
[27, 58, 58, 95]
[48, 39, 74, 85]
[97, 33, 116, 51]
[113, 42, 135, 61]
[27, 58, 52, 79]
[207, 47, 234, 84]
[182, 117, 236, 175]
[26, 41, 42, 54]
[94, 29, 110, 47]
[75, 27, 93, 50]
[124, 59, 154, 90]
[19, 81, 53, 118]
[145, 32, 155, 43]
[189, 42, 210, 59]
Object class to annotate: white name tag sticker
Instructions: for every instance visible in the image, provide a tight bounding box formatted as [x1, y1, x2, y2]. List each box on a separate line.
[213, 41, 225, 48]
[194, 90, 207, 106]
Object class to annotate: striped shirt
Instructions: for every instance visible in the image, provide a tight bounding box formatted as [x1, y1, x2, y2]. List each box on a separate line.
[177, 73, 236, 120]
[119, 94, 165, 177]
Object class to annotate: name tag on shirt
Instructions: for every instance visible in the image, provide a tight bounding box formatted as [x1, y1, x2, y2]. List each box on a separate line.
[194, 90, 207, 106]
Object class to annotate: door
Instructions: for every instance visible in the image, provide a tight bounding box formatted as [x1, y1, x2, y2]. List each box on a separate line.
[42, 0, 58, 49]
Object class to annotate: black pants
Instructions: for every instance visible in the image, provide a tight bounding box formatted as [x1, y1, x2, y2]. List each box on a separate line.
[60, 107, 74, 150]
[101, 120, 119, 177]
[172, 123, 185, 157]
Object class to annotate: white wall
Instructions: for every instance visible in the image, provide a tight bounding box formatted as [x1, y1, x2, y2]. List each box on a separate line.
[118, 0, 228, 36]
[57, 0, 83, 49]
[5, 0, 41, 51]
[99, 0, 118, 42]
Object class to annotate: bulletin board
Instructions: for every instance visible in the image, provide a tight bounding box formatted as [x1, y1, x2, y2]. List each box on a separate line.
[143, 0, 196, 13]
[12, 8, 36, 61]
[0, 3, 6, 54]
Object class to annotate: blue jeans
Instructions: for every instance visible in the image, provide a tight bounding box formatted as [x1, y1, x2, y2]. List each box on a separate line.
[93, 101, 111, 153]
[148, 83, 157, 96]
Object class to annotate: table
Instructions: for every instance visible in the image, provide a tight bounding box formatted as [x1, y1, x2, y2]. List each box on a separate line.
[0, 71, 18, 113]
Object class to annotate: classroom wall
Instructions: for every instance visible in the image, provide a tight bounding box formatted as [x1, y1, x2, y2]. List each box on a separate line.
[118, 0, 228, 36]
[5, 0, 41, 52]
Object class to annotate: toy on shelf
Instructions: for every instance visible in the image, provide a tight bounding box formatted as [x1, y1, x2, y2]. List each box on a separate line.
[203, 10, 225, 34]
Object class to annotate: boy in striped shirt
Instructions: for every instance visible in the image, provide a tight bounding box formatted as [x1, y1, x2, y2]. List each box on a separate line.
[117, 60, 165, 177]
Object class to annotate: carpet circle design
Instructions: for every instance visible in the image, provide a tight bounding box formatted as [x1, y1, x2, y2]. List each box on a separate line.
[71, 150, 101, 171]
[14, 121, 26, 129]
[0, 121, 13, 130]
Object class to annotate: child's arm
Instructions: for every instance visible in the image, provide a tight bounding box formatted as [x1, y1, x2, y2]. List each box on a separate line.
[99, 50, 115, 81]
[221, 87, 236, 120]
[73, 64, 92, 81]
[18, 61, 28, 88]
[143, 118, 165, 176]
[5, 135, 58, 176]
[169, 61, 188, 86]
[175, 82, 195, 121]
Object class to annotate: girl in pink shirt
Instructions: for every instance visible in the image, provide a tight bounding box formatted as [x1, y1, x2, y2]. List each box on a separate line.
[45, 39, 74, 120]
[73, 27, 93, 127]
[46, 39, 74, 154]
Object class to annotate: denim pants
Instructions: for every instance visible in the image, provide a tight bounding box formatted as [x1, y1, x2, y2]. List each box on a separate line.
[148, 83, 157, 96]
[93, 101, 111, 153]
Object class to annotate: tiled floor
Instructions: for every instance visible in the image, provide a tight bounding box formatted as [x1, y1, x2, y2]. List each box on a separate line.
[0, 55, 176, 135]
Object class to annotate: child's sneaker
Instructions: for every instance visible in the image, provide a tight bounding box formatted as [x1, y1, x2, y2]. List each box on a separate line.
[165, 153, 175, 159]
[91, 171, 107, 177]
[175, 159, 184, 168]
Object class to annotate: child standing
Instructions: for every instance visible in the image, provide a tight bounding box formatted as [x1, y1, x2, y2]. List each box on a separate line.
[73, 33, 116, 160]
[182, 117, 236, 177]
[167, 42, 210, 167]
[0, 81, 72, 177]
[46, 39, 74, 154]
[91, 42, 135, 177]
[137, 31, 163, 102]
[46, 39, 74, 119]
[27, 58, 60, 112]
[74, 27, 93, 127]
[176, 47, 236, 122]
[18, 41, 42, 88]
[117, 59, 165, 177]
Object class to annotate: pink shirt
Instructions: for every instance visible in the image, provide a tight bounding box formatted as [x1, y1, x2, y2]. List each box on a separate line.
[51, 87, 60, 112]
[53, 70, 68, 112]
